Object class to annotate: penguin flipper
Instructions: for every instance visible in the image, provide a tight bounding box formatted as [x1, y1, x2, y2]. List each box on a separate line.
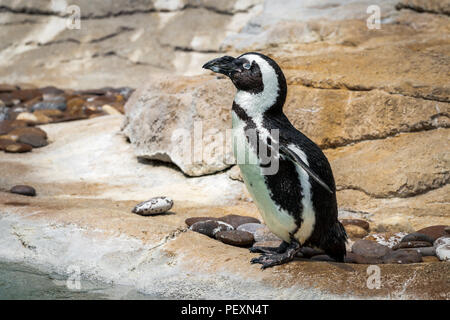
[279, 145, 333, 194]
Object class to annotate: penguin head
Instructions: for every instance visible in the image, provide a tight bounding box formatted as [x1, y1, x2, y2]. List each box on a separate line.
[203, 52, 286, 96]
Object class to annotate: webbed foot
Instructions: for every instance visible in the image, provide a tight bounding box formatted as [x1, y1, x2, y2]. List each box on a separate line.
[249, 241, 289, 254]
[250, 241, 301, 269]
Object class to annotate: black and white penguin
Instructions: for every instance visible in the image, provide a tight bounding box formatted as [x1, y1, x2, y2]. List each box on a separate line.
[203, 52, 347, 269]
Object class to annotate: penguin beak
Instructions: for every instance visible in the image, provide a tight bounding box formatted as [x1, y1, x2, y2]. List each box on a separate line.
[202, 56, 237, 76]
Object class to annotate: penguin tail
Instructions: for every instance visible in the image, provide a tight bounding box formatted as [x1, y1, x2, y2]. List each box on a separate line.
[323, 221, 348, 263]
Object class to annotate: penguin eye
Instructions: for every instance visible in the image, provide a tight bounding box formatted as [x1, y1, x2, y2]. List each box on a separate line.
[243, 62, 251, 70]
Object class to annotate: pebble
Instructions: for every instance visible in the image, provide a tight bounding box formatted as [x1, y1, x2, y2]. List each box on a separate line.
[344, 224, 368, 239]
[253, 225, 281, 242]
[363, 232, 407, 248]
[352, 239, 392, 259]
[422, 256, 439, 263]
[217, 214, 260, 229]
[4, 142, 32, 153]
[416, 225, 448, 242]
[445, 227, 450, 235]
[311, 255, 336, 262]
[400, 232, 435, 244]
[16, 112, 38, 124]
[340, 219, 370, 231]
[434, 236, 450, 262]
[102, 104, 121, 115]
[131, 196, 173, 215]
[9, 127, 47, 139]
[0, 138, 13, 150]
[401, 247, 436, 257]
[345, 252, 383, 264]
[215, 230, 254, 247]
[393, 241, 433, 250]
[10, 185, 36, 196]
[236, 223, 265, 235]
[252, 240, 283, 249]
[382, 249, 422, 264]
[185, 217, 217, 227]
[0, 120, 27, 135]
[190, 220, 234, 238]
[299, 246, 325, 258]
[31, 101, 66, 112]
[18, 133, 48, 148]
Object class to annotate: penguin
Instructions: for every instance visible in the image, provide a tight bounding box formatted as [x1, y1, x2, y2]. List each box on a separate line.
[203, 52, 347, 269]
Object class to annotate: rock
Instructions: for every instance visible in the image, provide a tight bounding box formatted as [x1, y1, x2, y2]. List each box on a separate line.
[0, 120, 27, 135]
[237, 223, 265, 236]
[185, 217, 218, 227]
[416, 225, 449, 242]
[401, 232, 435, 244]
[434, 236, 450, 248]
[66, 97, 86, 116]
[122, 75, 236, 176]
[15, 112, 39, 124]
[190, 220, 234, 238]
[9, 127, 47, 139]
[0, 138, 13, 150]
[10, 185, 36, 196]
[0, 101, 8, 121]
[299, 247, 325, 259]
[383, 250, 422, 264]
[341, 219, 370, 231]
[422, 256, 439, 263]
[352, 239, 392, 259]
[393, 241, 433, 250]
[218, 214, 260, 229]
[215, 230, 254, 247]
[253, 225, 282, 242]
[227, 165, 243, 182]
[131, 196, 173, 215]
[345, 252, 383, 264]
[436, 245, 450, 262]
[4, 142, 32, 153]
[401, 247, 436, 257]
[11, 89, 42, 102]
[17, 133, 48, 148]
[396, 0, 450, 15]
[102, 104, 122, 115]
[344, 224, 368, 239]
[31, 101, 66, 112]
[363, 232, 408, 249]
[311, 255, 336, 262]
[445, 227, 450, 235]
[252, 240, 283, 250]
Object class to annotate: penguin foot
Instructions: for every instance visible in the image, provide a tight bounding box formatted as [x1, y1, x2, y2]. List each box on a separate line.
[250, 241, 301, 269]
[249, 241, 289, 254]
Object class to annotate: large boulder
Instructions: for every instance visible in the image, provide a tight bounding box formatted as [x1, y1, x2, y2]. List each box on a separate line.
[122, 75, 236, 176]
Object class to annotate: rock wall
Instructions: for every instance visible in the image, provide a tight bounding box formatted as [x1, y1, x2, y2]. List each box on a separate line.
[122, 0, 449, 230]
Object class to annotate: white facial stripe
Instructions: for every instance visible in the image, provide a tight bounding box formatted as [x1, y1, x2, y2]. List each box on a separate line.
[288, 144, 316, 244]
[234, 54, 279, 122]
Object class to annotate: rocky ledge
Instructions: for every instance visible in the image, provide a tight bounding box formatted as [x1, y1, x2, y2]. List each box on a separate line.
[0, 115, 448, 299]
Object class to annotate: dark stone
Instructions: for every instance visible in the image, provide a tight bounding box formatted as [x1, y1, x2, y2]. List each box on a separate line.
[445, 227, 450, 235]
[0, 138, 13, 150]
[382, 249, 422, 264]
[17, 133, 48, 148]
[352, 239, 392, 259]
[311, 255, 336, 262]
[39, 86, 65, 95]
[401, 232, 435, 244]
[190, 220, 233, 238]
[345, 252, 383, 264]
[0, 120, 28, 135]
[401, 247, 436, 257]
[416, 225, 448, 242]
[11, 89, 42, 102]
[9, 127, 47, 139]
[215, 230, 254, 247]
[0, 84, 17, 92]
[340, 219, 370, 231]
[4, 142, 32, 153]
[299, 246, 325, 258]
[10, 185, 36, 196]
[393, 241, 433, 250]
[217, 214, 260, 228]
[185, 217, 218, 227]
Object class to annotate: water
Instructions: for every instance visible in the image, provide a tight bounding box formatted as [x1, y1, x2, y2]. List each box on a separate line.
[0, 261, 158, 300]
